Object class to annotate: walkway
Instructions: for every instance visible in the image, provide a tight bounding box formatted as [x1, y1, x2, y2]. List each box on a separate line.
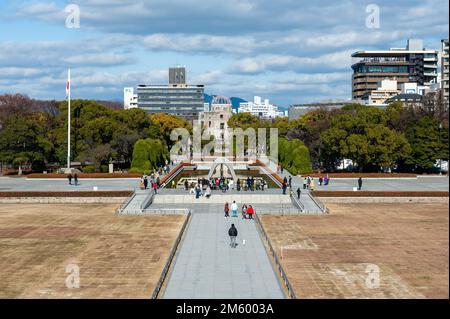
[163, 203, 285, 299]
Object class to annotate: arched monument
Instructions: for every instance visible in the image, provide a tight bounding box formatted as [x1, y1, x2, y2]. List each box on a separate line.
[207, 157, 237, 181]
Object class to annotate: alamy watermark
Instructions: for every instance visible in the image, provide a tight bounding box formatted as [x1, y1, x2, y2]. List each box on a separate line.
[366, 4, 380, 29]
[65, 263, 80, 289]
[65, 3, 80, 29]
[169, 122, 279, 164]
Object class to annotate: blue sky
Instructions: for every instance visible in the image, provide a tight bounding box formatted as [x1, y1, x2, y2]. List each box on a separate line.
[0, 0, 448, 107]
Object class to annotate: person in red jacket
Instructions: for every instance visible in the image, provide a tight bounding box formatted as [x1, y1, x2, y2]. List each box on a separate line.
[224, 202, 230, 218]
[153, 182, 158, 194]
[247, 205, 255, 220]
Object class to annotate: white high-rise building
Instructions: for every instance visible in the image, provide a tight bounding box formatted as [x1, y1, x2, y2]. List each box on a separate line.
[238, 96, 285, 118]
[123, 87, 137, 109]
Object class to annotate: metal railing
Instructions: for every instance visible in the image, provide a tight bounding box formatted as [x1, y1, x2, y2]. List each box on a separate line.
[254, 213, 297, 299]
[308, 192, 330, 214]
[115, 191, 136, 215]
[151, 210, 191, 299]
[290, 192, 305, 212]
[160, 163, 186, 188]
[140, 191, 155, 211]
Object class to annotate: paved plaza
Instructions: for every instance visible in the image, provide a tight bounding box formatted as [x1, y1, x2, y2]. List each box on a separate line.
[0, 175, 447, 192]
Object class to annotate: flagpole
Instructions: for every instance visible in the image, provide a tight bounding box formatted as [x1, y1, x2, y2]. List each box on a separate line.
[67, 68, 71, 169]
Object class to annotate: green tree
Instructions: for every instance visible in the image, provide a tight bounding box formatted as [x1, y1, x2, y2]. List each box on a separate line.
[403, 117, 449, 172]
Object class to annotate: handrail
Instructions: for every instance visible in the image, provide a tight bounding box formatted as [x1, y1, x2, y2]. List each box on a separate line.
[258, 165, 283, 188]
[115, 191, 136, 214]
[254, 213, 297, 299]
[151, 210, 191, 299]
[307, 192, 330, 214]
[140, 191, 155, 211]
[159, 162, 191, 188]
[290, 192, 304, 212]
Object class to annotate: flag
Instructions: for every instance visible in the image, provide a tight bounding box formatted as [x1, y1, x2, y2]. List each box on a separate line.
[66, 69, 70, 97]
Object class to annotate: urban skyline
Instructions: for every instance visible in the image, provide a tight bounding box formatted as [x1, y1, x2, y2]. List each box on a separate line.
[0, 0, 448, 107]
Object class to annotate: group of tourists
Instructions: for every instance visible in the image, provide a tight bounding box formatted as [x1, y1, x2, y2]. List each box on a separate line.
[224, 201, 255, 220]
[67, 173, 79, 186]
[236, 177, 266, 192]
[139, 173, 160, 193]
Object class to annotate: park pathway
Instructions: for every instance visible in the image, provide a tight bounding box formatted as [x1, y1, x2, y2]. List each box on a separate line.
[162, 203, 285, 299]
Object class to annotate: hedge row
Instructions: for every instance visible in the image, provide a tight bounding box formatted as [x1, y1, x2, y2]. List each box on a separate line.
[27, 173, 142, 179]
[312, 191, 449, 197]
[0, 191, 133, 197]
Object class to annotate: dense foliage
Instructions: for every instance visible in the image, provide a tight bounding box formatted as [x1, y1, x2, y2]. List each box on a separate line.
[0, 94, 189, 173]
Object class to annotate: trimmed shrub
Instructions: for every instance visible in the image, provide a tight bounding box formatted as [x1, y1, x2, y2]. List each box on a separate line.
[82, 165, 96, 173]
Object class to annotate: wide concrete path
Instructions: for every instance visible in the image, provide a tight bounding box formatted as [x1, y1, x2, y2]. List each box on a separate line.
[163, 204, 285, 299]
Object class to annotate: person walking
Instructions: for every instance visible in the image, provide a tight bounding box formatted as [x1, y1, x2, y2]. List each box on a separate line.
[68, 173, 72, 185]
[231, 201, 238, 217]
[228, 224, 238, 248]
[296, 187, 301, 200]
[303, 178, 307, 190]
[205, 185, 211, 198]
[288, 176, 292, 189]
[224, 202, 230, 218]
[236, 178, 241, 191]
[247, 205, 255, 220]
[310, 178, 315, 191]
[319, 176, 323, 186]
[143, 176, 148, 190]
[282, 182, 287, 195]
[358, 177, 363, 190]
[153, 182, 158, 194]
[241, 204, 248, 219]
[73, 173, 78, 186]
[184, 179, 189, 191]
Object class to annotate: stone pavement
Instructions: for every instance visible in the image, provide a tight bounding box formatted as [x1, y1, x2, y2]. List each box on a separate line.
[0, 175, 447, 192]
[163, 204, 285, 299]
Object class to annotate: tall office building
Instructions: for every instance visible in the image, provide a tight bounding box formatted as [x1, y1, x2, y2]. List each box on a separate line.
[351, 39, 439, 99]
[135, 68, 205, 121]
[169, 67, 186, 85]
[441, 39, 449, 100]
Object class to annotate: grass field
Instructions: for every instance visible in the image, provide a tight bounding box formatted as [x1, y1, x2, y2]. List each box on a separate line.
[260, 202, 449, 299]
[0, 204, 185, 298]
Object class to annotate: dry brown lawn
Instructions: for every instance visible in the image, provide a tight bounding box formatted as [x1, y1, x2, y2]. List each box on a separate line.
[0, 204, 185, 298]
[260, 202, 449, 299]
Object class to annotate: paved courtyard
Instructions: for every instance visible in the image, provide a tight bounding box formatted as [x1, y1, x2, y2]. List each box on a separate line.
[260, 202, 449, 298]
[0, 204, 186, 298]
[0, 175, 448, 192]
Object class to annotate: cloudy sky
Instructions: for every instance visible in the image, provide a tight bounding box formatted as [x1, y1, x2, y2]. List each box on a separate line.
[0, 0, 448, 107]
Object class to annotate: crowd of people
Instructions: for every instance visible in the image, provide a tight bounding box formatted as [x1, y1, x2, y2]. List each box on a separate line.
[182, 176, 268, 199]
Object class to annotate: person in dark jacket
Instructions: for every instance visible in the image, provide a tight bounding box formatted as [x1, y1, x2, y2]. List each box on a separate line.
[73, 173, 78, 186]
[358, 177, 363, 190]
[296, 187, 301, 199]
[228, 224, 238, 248]
[282, 182, 287, 195]
[68, 174, 72, 185]
[288, 176, 292, 188]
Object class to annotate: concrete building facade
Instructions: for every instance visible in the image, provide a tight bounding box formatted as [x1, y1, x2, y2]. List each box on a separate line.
[132, 67, 205, 121]
[288, 101, 349, 121]
[239, 96, 285, 119]
[351, 39, 439, 100]
[442, 39, 449, 101]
